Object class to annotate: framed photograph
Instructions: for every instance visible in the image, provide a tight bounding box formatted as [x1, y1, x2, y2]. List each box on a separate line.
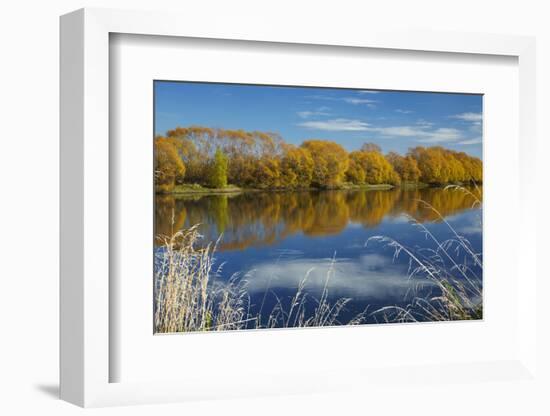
[60, 8, 538, 407]
[151, 81, 484, 334]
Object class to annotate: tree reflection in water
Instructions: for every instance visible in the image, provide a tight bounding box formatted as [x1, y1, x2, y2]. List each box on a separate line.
[155, 187, 482, 251]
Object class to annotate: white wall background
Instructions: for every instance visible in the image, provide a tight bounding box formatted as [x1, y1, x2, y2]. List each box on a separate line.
[0, 0, 548, 414]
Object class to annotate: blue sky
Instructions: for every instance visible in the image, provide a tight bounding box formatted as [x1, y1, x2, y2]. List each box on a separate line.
[155, 81, 483, 158]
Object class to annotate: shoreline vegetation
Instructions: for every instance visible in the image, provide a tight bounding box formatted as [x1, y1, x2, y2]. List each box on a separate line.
[154, 186, 482, 333]
[162, 182, 402, 195]
[154, 126, 482, 195]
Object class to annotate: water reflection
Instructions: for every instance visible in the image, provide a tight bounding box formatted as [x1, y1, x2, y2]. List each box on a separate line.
[155, 187, 482, 250]
[245, 254, 434, 299]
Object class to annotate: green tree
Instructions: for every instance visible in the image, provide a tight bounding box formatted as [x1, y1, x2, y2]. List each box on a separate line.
[206, 148, 229, 188]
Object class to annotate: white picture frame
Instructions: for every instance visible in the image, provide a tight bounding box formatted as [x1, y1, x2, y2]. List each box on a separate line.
[60, 7, 538, 407]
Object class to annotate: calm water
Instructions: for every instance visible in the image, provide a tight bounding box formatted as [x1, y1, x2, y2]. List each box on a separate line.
[155, 187, 482, 325]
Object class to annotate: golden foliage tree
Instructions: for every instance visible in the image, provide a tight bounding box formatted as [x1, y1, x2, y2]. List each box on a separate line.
[155, 124, 482, 191]
[346, 151, 367, 184]
[346, 150, 400, 185]
[386, 152, 421, 183]
[280, 145, 314, 188]
[254, 156, 281, 189]
[301, 140, 349, 188]
[360, 142, 382, 153]
[408, 146, 482, 184]
[154, 137, 186, 192]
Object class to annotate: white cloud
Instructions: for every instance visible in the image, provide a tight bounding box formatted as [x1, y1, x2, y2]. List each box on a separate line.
[305, 94, 333, 101]
[417, 128, 463, 143]
[395, 109, 414, 114]
[469, 121, 482, 133]
[298, 118, 370, 131]
[297, 107, 331, 119]
[448, 113, 482, 145]
[368, 126, 423, 137]
[457, 137, 482, 145]
[415, 119, 434, 128]
[299, 118, 463, 142]
[451, 112, 482, 122]
[364, 125, 462, 143]
[342, 97, 377, 105]
[357, 90, 380, 94]
[305, 94, 377, 107]
[244, 255, 433, 299]
[446, 212, 482, 235]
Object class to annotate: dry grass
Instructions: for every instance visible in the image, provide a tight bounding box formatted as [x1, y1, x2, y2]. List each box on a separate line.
[367, 185, 483, 323]
[154, 225, 252, 333]
[154, 226, 368, 333]
[259, 257, 369, 329]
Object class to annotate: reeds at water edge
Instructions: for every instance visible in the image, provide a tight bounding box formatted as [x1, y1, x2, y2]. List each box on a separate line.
[368, 185, 483, 323]
[154, 227, 369, 333]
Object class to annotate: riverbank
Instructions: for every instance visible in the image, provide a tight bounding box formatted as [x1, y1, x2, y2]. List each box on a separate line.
[160, 182, 436, 195]
[167, 184, 244, 195]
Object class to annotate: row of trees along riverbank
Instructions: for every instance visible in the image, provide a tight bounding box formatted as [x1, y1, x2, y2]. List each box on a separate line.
[154, 126, 482, 193]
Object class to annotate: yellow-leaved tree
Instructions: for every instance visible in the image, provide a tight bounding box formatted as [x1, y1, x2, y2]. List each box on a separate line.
[154, 137, 186, 192]
[386, 152, 421, 183]
[346, 148, 400, 185]
[280, 145, 314, 188]
[301, 140, 349, 188]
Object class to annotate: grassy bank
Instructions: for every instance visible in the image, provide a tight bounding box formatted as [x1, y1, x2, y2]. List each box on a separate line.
[167, 183, 244, 195]
[158, 181, 438, 195]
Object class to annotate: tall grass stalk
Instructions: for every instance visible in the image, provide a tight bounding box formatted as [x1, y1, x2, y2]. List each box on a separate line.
[154, 225, 250, 333]
[367, 186, 483, 323]
[154, 226, 368, 333]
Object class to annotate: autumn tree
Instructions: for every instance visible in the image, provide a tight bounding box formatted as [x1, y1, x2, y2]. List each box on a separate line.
[386, 152, 421, 183]
[402, 156, 421, 183]
[408, 146, 444, 184]
[165, 126, 215, 183]
[301, 140, 349, 188]
[346, 151, 367, 184]
[156, 125, 482, 191]
[454, 151, 482, 182]
[166, 126, 283, 187]
[280, 145, 314, 188]
[154, 137, 186, 192]
[346, 150, 400, 185]
[206, 148, 228, 188]
[360, 142, 382, 153]
[253, 156, 281, 189]
[408, 146, 482, 184]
